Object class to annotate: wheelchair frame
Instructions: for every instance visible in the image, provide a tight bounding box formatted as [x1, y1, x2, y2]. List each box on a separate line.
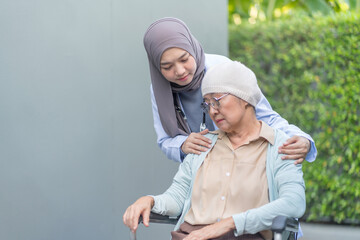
[129, 212, 299, 240]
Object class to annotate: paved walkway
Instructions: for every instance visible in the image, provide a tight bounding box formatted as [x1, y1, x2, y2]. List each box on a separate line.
[300, 222, 360, 240]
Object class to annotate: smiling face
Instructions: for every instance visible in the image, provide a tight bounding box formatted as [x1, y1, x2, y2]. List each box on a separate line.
[160, 47, 197, 86]
[204, 93, 249, 133]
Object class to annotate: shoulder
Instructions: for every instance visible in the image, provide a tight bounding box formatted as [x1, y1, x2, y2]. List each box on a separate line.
[184, 132, 218, 160]
[272, 128, 290, 148]
[204, 132, 219, 141]
[269, 129, 299, 168]
[266, 128, 289, 164]
[204, 53, 231, 69]
[182, 132, 219, 173]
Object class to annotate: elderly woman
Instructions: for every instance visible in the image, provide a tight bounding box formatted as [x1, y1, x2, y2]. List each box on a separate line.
[123, 61, 306, 240]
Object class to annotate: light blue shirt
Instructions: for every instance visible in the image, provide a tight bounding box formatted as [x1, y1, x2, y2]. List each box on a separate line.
[150, 54, 317, 163]
[152, 128, 306, 238]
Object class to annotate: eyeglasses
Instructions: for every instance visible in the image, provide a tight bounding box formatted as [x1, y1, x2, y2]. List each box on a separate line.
[201, 93, 230, 113]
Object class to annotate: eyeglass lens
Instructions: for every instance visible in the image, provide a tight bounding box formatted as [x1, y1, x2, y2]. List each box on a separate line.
[202, 93, 229, 112]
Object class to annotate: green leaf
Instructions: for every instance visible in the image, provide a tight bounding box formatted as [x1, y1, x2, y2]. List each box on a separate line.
[303, 0, 334, 15]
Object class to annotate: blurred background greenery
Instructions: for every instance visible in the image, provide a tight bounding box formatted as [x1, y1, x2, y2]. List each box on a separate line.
[229, 0, 359, 24]
[228, 0, 360, 225]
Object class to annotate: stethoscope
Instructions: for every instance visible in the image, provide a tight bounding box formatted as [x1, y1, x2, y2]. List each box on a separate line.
[175, 94, 207, 132]
[200, 112, 206, 131]
[176, 105, 207, 132]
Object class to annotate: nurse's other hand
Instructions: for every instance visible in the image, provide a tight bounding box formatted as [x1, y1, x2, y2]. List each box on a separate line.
[278, 136, 310, 164]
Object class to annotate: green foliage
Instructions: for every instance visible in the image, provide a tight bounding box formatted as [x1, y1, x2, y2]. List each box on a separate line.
[229, 0, 359, 24]
[229, 12, 360, 224]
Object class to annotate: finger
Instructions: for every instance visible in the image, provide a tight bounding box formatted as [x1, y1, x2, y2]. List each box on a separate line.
[294, 158, 304, 165]
[182, 147, 199, 155]
[183, 137, 211, 154]
[192, 138, 212, 148]
[131, 216, 139, 232]
[142, 210, 150, 227]
[189, 134, 212, 145]
[199, 129, 209, 135]
[184, 140, 211, 152]
[188, 143, 210, 154]
[282, 136, 299, 146]
[187, 147, 202, 155]
[124, 211, 137, 231]
[280, 142, 303, 150]
[128, 208, 140, 232]
[279, 148, 306, 155]
[190, 132, 211, 141]
[283, 137, 310, 151]
[281, 154, 304, 160]
[123, 208, 133, 228]
[183, 233, 195, 240]
[186, 231, 204, 240]
[281, 140, 307, 149]
[123, 213, 128, 226]
[192, 134, 212, 144]
[279, 143, 308, 152]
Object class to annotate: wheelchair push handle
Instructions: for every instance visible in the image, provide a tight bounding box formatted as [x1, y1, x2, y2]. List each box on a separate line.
[130, 212, 179, 240]
[272, 215, 299, 240]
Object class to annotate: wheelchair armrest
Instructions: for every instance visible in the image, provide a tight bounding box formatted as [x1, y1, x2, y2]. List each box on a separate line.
[139, 212, 179, 225]
[271, 215, 299, 233]
[141, 214, 298, 230]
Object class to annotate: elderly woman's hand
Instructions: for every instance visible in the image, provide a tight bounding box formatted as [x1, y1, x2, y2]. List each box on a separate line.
[183, 217, 235, 240]
[123, 196, 154, 233]
[278, 136, 310, 164]
[181, 129, 212, 155]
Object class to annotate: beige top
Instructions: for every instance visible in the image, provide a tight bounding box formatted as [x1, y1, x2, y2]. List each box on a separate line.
[184, 121, 274, 239]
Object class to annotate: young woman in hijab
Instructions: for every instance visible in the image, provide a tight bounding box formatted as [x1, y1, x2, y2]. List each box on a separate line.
[143, 17, 317, 164]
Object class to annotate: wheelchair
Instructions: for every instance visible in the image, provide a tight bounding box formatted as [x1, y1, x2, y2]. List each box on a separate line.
[129, 212, 299, 240]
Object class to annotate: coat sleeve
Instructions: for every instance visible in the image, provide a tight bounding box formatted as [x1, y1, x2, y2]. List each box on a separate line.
[150, 85, 187, 162]
[151, 154, 194, 217]
[255, 90, 317, 162]
[232, 136, 306, 236]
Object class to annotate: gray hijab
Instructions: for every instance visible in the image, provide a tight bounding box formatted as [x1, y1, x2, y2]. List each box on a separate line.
[143, 17, 206, 137]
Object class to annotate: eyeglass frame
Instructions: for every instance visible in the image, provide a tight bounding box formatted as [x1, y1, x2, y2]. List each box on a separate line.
[201, 93, 230, 113]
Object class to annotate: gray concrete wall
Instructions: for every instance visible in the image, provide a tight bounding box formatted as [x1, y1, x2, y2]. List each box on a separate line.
[0, 1, 228, 239]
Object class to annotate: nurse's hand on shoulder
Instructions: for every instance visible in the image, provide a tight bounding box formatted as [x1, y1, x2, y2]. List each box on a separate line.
[181, 129, 212, 155]
[278, 136, 311, 165]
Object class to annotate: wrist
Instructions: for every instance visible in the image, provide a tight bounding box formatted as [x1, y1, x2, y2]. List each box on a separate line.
[223, 217, 236, 231]
[180, 141, 187, 154]
[149, 196, 155, 208]
[144, 195, 155, 208]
